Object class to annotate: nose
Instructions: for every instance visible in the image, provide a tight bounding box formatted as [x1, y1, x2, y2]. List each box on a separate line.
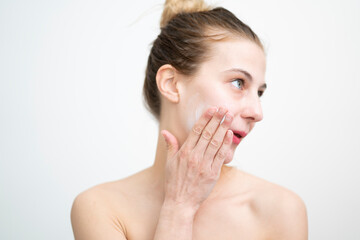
[240, 93, 263, 122]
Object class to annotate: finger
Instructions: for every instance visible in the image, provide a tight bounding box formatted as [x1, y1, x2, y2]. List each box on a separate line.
[183, 106, 218, 150]
[193, 107, 228, 156]
[201, 112, 233, 169]
[161, 130, 179, 159]
[211, 130, 233, 174]
[223, 149, 234, 165]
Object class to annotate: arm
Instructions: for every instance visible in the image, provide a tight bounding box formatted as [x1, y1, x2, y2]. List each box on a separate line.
[154, 106, 234, 239]
[153, 200, 197, 240]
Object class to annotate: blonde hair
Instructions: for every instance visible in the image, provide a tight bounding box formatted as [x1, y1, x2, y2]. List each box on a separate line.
[160, 0, 211, 28]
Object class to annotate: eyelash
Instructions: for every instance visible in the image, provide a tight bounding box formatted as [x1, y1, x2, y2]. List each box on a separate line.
[231, 78, 264, 98]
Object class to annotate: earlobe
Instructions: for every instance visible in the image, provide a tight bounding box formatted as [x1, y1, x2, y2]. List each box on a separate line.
[156, 64, 180, 103]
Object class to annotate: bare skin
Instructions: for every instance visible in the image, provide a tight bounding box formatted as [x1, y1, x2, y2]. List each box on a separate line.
[71, 37, 308, 239]
[71, 158, 307, 239]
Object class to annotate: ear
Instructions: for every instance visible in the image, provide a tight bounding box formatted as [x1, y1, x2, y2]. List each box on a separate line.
[156, 64, 180, 103]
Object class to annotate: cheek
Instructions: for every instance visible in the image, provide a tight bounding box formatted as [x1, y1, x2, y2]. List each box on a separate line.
[183, 92, 233, 133]
[184, 94, 210, 133]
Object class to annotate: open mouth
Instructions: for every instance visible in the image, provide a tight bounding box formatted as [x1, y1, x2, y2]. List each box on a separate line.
[234, 132, 242, 138]
[231, 130, 247, 145]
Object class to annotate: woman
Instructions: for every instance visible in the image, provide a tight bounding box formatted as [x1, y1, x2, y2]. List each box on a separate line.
[71, 0, 308, 239]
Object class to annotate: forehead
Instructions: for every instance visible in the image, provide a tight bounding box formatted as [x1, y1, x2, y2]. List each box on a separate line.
[197, 37, 266, 82]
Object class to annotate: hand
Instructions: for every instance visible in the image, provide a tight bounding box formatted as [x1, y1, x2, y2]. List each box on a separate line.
[161, 106, 234, 211]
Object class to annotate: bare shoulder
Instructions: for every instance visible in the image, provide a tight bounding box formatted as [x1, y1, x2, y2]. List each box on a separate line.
[71, 167, 162, 239]
[70, 173, 139, 240]
[236, 170, 308, 239]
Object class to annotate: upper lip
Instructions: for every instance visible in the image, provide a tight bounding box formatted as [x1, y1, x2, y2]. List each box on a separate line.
[232, 130, 247, 138]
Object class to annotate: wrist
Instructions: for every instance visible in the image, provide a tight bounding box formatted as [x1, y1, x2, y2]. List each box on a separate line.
[161, 199, 199, 220]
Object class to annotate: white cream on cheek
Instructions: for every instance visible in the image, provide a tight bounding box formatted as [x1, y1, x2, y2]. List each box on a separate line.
[185, 93, 209, 132]
[185, 93, 231, 133]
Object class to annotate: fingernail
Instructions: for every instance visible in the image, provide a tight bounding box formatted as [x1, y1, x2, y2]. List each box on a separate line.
[220, 116, 225, 124]
[208, 107, 217, 115]
[228, 130, 233, 141]
[225, 113, 233, 121]
[218, 107, 226, 115]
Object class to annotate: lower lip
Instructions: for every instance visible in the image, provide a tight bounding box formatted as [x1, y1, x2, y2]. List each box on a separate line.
[232, 135, 242, 145]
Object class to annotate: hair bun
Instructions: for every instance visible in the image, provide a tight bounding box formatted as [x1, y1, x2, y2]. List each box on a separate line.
[160, 0, 211, 28]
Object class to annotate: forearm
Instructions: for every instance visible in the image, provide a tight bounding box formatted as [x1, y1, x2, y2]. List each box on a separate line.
[153, 201, 198, 240]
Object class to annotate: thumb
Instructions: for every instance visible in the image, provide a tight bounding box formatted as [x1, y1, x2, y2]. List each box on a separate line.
[160, 129, 179, 158]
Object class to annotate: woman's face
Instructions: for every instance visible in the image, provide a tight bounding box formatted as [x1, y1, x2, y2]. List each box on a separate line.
[176, 37, 267, 150]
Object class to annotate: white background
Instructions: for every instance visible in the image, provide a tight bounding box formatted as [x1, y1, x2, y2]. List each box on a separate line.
[1, 0, 359, 239]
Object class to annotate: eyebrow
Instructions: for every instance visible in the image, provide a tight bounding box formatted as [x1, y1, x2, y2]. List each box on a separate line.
[223, 68, 267, 89]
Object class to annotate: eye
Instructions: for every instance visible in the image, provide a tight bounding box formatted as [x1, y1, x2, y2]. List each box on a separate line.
[258, 90, 264, 97]
[231, 78, 245, 89]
